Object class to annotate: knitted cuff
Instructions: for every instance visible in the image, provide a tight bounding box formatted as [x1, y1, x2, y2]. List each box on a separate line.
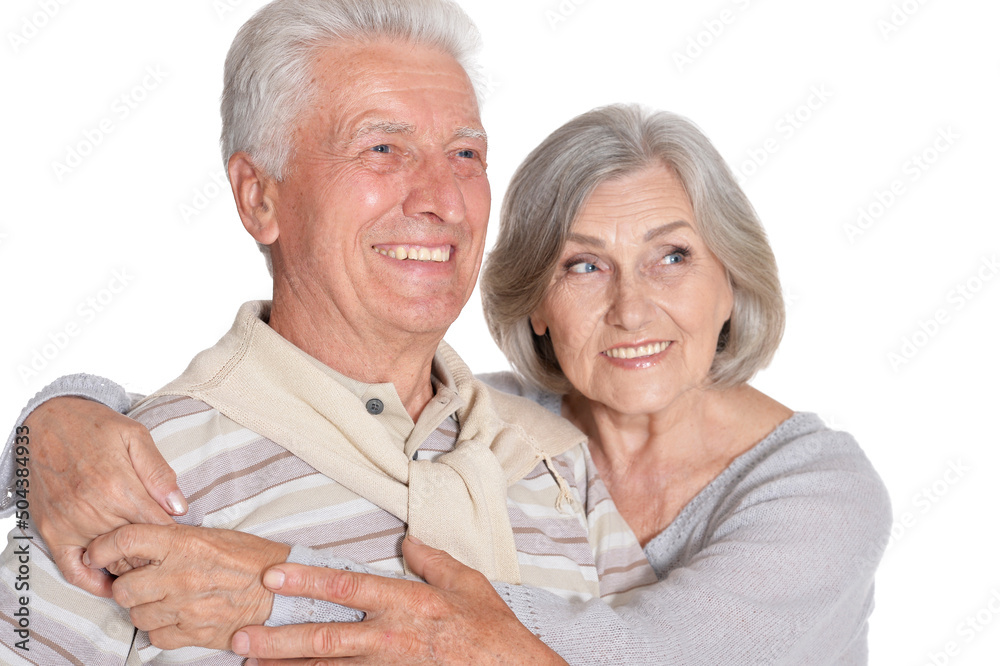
[266, 545, 367, 626]
[1, 373, 132, 516]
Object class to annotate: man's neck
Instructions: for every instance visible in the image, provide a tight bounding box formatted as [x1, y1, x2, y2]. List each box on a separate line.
[267, 294, 440, 422]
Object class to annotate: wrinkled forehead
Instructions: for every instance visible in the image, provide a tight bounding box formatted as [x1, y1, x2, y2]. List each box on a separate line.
[307, 38, 482, 125]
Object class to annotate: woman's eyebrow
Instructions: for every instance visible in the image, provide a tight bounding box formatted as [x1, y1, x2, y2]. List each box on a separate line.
[645, 220, 691, 242]
[566, 221, 691, 249]
[565, 232, 604, 248]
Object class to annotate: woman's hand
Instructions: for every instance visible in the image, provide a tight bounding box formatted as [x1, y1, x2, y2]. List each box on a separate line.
[25, 397, 188, 596]
[85, 523, 291, 650]
[233, 536, 567, 665]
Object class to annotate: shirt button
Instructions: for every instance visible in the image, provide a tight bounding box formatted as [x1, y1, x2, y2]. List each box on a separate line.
[366, 398, 384, 415]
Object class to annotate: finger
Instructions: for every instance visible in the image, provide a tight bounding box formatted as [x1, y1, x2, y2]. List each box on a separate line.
[86, 524, 171, 570]
[401, 535, 478, 592]
[235, 623, 377, 659]
[255, 660, 339, 666]
[127, 599, 175, 633]
[262, 563, 409, 612]
[122, 423, 188, 518]
[53, 545, 114, 598]
[103, 557, 136, 577]
[109, 566, 166, 610]
[254, 657, 364, 666]
[147, 624, 218, 652]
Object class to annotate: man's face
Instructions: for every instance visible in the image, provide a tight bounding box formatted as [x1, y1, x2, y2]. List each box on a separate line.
[266, 39, 490, 341]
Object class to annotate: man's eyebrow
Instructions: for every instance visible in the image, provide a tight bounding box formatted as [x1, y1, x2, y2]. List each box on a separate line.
[455, 126, 488, 146]
[351, 121, 415, 141]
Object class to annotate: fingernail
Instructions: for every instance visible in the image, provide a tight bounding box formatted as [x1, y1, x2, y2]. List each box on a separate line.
[232, 631, 249, 655]
[263, 567, 285, 590]
[166, 491, 188, 515]
[407, 534, 425, 546]
[83, 551, 92, 567]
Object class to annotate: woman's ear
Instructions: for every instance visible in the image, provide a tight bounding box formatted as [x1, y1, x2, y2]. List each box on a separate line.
[529, 312, 548, 337]
[228, 152, 279, 245]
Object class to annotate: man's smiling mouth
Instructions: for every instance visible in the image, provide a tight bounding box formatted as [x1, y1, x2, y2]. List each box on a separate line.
[374, 244, 452, 262]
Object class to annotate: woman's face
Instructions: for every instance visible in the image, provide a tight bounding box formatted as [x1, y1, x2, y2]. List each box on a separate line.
[531, 166, 733, 416]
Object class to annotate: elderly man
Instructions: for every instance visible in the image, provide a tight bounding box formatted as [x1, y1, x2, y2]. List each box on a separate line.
[0, 0, 655, 663]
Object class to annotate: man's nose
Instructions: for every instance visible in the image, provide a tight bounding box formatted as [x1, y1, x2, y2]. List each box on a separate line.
[402, 153, 465, 224]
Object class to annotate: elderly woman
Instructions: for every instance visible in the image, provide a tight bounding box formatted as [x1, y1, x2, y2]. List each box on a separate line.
[4, 104, 890, 663]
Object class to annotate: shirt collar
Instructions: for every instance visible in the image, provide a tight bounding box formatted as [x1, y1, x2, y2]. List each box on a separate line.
[312, 352, 463, 455]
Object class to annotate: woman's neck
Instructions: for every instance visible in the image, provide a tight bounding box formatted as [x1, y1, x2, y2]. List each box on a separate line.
[563, 385, 721, 471]
[564, 384, 793, 545]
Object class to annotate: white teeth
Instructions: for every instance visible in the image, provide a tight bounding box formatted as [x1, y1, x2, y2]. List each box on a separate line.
[606, 342, 669, 359]
[375, 246, 451, 263]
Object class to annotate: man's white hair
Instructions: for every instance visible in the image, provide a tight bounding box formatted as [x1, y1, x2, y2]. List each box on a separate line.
[220, 0, 483, 273]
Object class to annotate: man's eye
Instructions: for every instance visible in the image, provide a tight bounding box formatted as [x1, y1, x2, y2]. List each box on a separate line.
[370, 144, 391, 153]
[568, 261, 598, 274]
[456, 149, 476, 159]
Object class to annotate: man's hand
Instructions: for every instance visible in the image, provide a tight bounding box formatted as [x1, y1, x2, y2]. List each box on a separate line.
[232, 536, 567, 665]
[26, 397, 188, 596]
[85, 523, 291, 651]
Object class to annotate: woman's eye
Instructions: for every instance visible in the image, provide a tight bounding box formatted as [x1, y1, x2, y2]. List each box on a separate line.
[568, 261, 598, 274]
[662, 251, 686, 265]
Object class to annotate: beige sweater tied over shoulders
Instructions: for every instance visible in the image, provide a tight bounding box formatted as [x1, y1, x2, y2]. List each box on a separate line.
[136, 301, 586, 584]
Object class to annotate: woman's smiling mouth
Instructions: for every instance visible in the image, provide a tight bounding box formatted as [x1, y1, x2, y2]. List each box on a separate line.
[603, 341, 671, 360]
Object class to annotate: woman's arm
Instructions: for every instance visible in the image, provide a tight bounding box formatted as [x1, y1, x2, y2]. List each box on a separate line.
[1, 374, 135, 515]
[10, 385, 892, 662]
[4, 376, 190, 595]
[235, 537, 569, 665]
[237, 435, 893, 665]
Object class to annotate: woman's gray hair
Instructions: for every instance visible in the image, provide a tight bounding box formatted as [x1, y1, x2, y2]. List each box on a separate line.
[481, 103, 784, 394]
[221, 0, 482, 274]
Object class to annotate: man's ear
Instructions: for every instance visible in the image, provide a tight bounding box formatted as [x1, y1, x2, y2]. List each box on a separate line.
[228, 152, 279, 245]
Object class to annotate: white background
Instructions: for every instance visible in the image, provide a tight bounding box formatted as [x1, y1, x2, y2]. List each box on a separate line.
[2, 0, 998, 663]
